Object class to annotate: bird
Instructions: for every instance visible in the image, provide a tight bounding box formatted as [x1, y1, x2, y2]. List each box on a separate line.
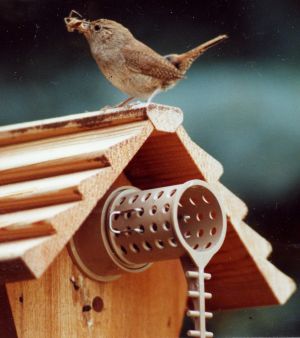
[64, 10, 228, 106]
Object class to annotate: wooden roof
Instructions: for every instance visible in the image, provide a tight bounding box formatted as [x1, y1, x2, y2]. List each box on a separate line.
[0, 103, 296, 310]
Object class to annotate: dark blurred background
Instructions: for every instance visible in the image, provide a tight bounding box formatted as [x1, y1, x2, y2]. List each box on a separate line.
[0, 0, 299, 336]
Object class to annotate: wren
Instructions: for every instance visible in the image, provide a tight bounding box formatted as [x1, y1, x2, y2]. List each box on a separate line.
[65, 10, 228, 106]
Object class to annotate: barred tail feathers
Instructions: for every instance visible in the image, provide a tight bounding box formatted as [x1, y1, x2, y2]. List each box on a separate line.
[176, 34, 228, 73]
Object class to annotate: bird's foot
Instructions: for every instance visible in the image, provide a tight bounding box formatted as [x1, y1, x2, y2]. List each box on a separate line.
[100, 104, 113, 110]
[116, 97, 135, 107]
[99, 97, 154, 112]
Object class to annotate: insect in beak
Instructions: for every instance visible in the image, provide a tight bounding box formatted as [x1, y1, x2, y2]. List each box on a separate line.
[64, 10, 90, 33]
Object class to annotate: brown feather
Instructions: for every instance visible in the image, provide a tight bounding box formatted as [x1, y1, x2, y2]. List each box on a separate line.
[166, 34, 228, 74]
[123, 41, 183, 85]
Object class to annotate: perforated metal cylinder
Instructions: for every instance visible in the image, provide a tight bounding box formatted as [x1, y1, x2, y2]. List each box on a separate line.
[102, 180, 225, 272]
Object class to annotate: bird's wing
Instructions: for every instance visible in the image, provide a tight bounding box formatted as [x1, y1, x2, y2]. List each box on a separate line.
[123, 44, 183, 81]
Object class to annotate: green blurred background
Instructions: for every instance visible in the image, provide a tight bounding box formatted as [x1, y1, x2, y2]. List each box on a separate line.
[0, 0, 299, 336]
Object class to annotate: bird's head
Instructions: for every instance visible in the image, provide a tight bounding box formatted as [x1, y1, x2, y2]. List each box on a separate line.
[65, 11, 132, 54]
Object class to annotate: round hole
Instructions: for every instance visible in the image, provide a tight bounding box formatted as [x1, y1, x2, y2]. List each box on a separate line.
[150, 223, 158, 232]
[114, 213, 120, 221]
[197, 229, 204, 237]
[209, 210, 216, 220]
[210, 227, 217, 236]
[143, 241, 152, 251]
[205, 242, 212, 249]
[150, 205, 157, 215]
[137, 208, 144, 217]
[120, 246, 127, 255]
[119, 197, 126, 205]
[202, 194, 210, 204]
[168, 237, 177, 247]
[139, 225, 145, 233]
[129, 195, 139, 204]
[155, 239, 165, 249]
[184, 231, 191, 239]
[163, 203, 170, 213]
[124, 212, 131, 219]
[125, 226, 132, 236]
[169, 189, 177, 197]
[163, 221, 171, 231]
[193, 244, 199, 250]
[142, 193, 151, 202]
[155, 191, 164, 200]
[196, 213, 203, 221]
[130, 243, 140, 253]
[92, 296, 104, 313]
[189, 197, 196, 206]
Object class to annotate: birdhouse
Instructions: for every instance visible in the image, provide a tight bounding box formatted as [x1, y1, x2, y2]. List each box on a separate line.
[0, 104, 296, 338]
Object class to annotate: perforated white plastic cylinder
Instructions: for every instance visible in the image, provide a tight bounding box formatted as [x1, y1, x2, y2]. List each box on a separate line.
[102, 180, 225, 272]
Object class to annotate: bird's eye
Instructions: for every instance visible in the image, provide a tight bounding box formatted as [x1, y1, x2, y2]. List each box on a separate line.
[94, 24, 101, 31]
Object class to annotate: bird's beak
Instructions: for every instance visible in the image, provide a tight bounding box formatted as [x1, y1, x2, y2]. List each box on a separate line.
[64, 17, 90, 33]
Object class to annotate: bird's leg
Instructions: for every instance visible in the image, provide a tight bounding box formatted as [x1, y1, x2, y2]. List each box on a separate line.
[146, 89, 161, 105]
[114, 89, 161, 110]
[116, 97, 134, 107]
[99, 97, 134, 111]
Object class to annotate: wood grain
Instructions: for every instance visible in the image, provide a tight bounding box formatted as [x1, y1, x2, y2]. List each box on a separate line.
[146, 103, 183, 132]
[6, 248, 187, 338]
[0, 121, 144, 185]
[0, 169, 102, 213]
[0, 119, 153, 281]
[0, 103, 295, 338]
[210, 181, 248, 221]
[0, 221, 55, 243]
[206, 219, 296, 310]
[125, 129, 223, 189]
[0, 203, 76, 228]
[0, 103, 182, 146]
[0, 105, 148, 146]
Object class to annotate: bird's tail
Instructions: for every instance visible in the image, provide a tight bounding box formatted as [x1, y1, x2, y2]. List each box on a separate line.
[172, 34, 228, 74]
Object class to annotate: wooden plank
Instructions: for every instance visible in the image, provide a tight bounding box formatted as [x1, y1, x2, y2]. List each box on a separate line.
[254, 255, 297, 305]
[0, 169, 102, 213]
[0, 121, 154, 282]
[0, 103, 183, 147]
[6, 248, 186, 338]
[0, 237, 51, 263]
[211, 181, 248, 221]
[206, 219, 296, 310]
[0, 257, 36, 283]
[0, 154, 109, 186]
[0, 222, 55, 243]
[0, 236, 53, 283]
[0, 203, 77, 229]
[146, 103, 183, 132]
[0, 122, 144, 185]
[125, 129, 223, 189]
[239, 221, 272, 259]
[0, 105, 149, 146]
[0, 202, 76, 281]
[176, 126, 224, 182]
